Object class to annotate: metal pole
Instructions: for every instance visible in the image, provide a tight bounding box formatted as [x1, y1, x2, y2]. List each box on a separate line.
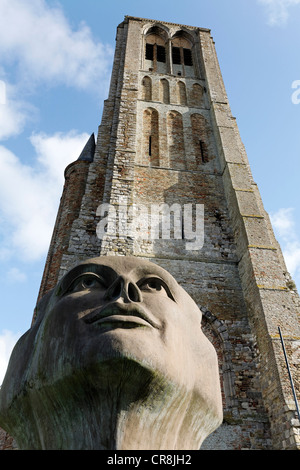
[278, 326, 300, 422]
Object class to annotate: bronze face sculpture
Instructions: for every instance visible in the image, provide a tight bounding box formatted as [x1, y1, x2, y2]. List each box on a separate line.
[0, 256, 223, 449]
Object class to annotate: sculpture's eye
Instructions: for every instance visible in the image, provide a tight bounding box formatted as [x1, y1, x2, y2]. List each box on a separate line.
[138, 277, 170, 296]
[142, 278, 164, 291]
[81, 275, 102, 289]
[66, 273, 106, 294]
[137, 276, 176, 301]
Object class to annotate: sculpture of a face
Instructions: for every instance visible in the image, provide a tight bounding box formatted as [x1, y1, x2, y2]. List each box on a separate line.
[0, 256, 223, 449]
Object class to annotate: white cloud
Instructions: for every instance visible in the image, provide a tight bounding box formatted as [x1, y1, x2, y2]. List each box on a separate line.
[0, 82, 37, 140]
[258, 0, 300, 25]
[271, 207, 295, 237]
[30, 131, 91, 183]
[283, 242, 300, 279]
[0, 131, 89, 261]
[7, 267, 27, 283]
[270, 208, 300, 281]
[0, 330, 21, 385]
[0, 1, 112, 142]
[0, 3, 105, 265]
[0, 80, 5, 105]
[0, 0, 113, 92]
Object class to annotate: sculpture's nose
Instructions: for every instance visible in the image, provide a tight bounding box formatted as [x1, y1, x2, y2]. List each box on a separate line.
[104, 276, 142, 303]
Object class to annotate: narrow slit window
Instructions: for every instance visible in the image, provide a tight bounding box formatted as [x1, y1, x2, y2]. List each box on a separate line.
[145, 43, 154, 61]
[149, 136, 152, 156]
[183, 48, 193, 66]
[172, 47, 181, 64]
[199, 140, 208, 163]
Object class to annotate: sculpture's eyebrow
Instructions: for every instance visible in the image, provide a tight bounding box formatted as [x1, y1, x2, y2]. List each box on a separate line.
[56, 264, 117, 296]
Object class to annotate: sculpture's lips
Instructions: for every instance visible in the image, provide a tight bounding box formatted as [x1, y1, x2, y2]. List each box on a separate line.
[83, 303, 160, 329]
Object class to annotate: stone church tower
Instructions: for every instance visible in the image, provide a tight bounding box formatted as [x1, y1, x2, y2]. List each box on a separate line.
[1, 16, 300, 450]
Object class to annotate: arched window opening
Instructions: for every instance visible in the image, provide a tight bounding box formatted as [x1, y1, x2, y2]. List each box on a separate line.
[160, 79, 170, 104]
[191, 83, 204, 107]
[177, 81, 187, 106]
[143, 108, 159, 167]
[171, 31, 194, 77]
[142, 76, 152, 101]
[144, 26, 168, 74]
[167, 110, 185, 170]
[191, 113, 209, 165]
[201, 313, 227, 412]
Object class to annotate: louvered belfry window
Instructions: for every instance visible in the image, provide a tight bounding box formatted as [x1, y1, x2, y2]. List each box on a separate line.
[145, 43, 166, 63]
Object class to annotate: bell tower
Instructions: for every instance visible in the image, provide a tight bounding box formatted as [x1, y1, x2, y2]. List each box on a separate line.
[2, 16, 299, 450]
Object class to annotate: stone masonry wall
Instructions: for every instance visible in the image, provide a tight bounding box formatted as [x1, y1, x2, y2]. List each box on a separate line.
[198, 27, 300, 448]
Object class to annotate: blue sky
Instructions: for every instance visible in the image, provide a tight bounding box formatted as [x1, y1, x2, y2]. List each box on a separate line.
[0, 0, 300, 383]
